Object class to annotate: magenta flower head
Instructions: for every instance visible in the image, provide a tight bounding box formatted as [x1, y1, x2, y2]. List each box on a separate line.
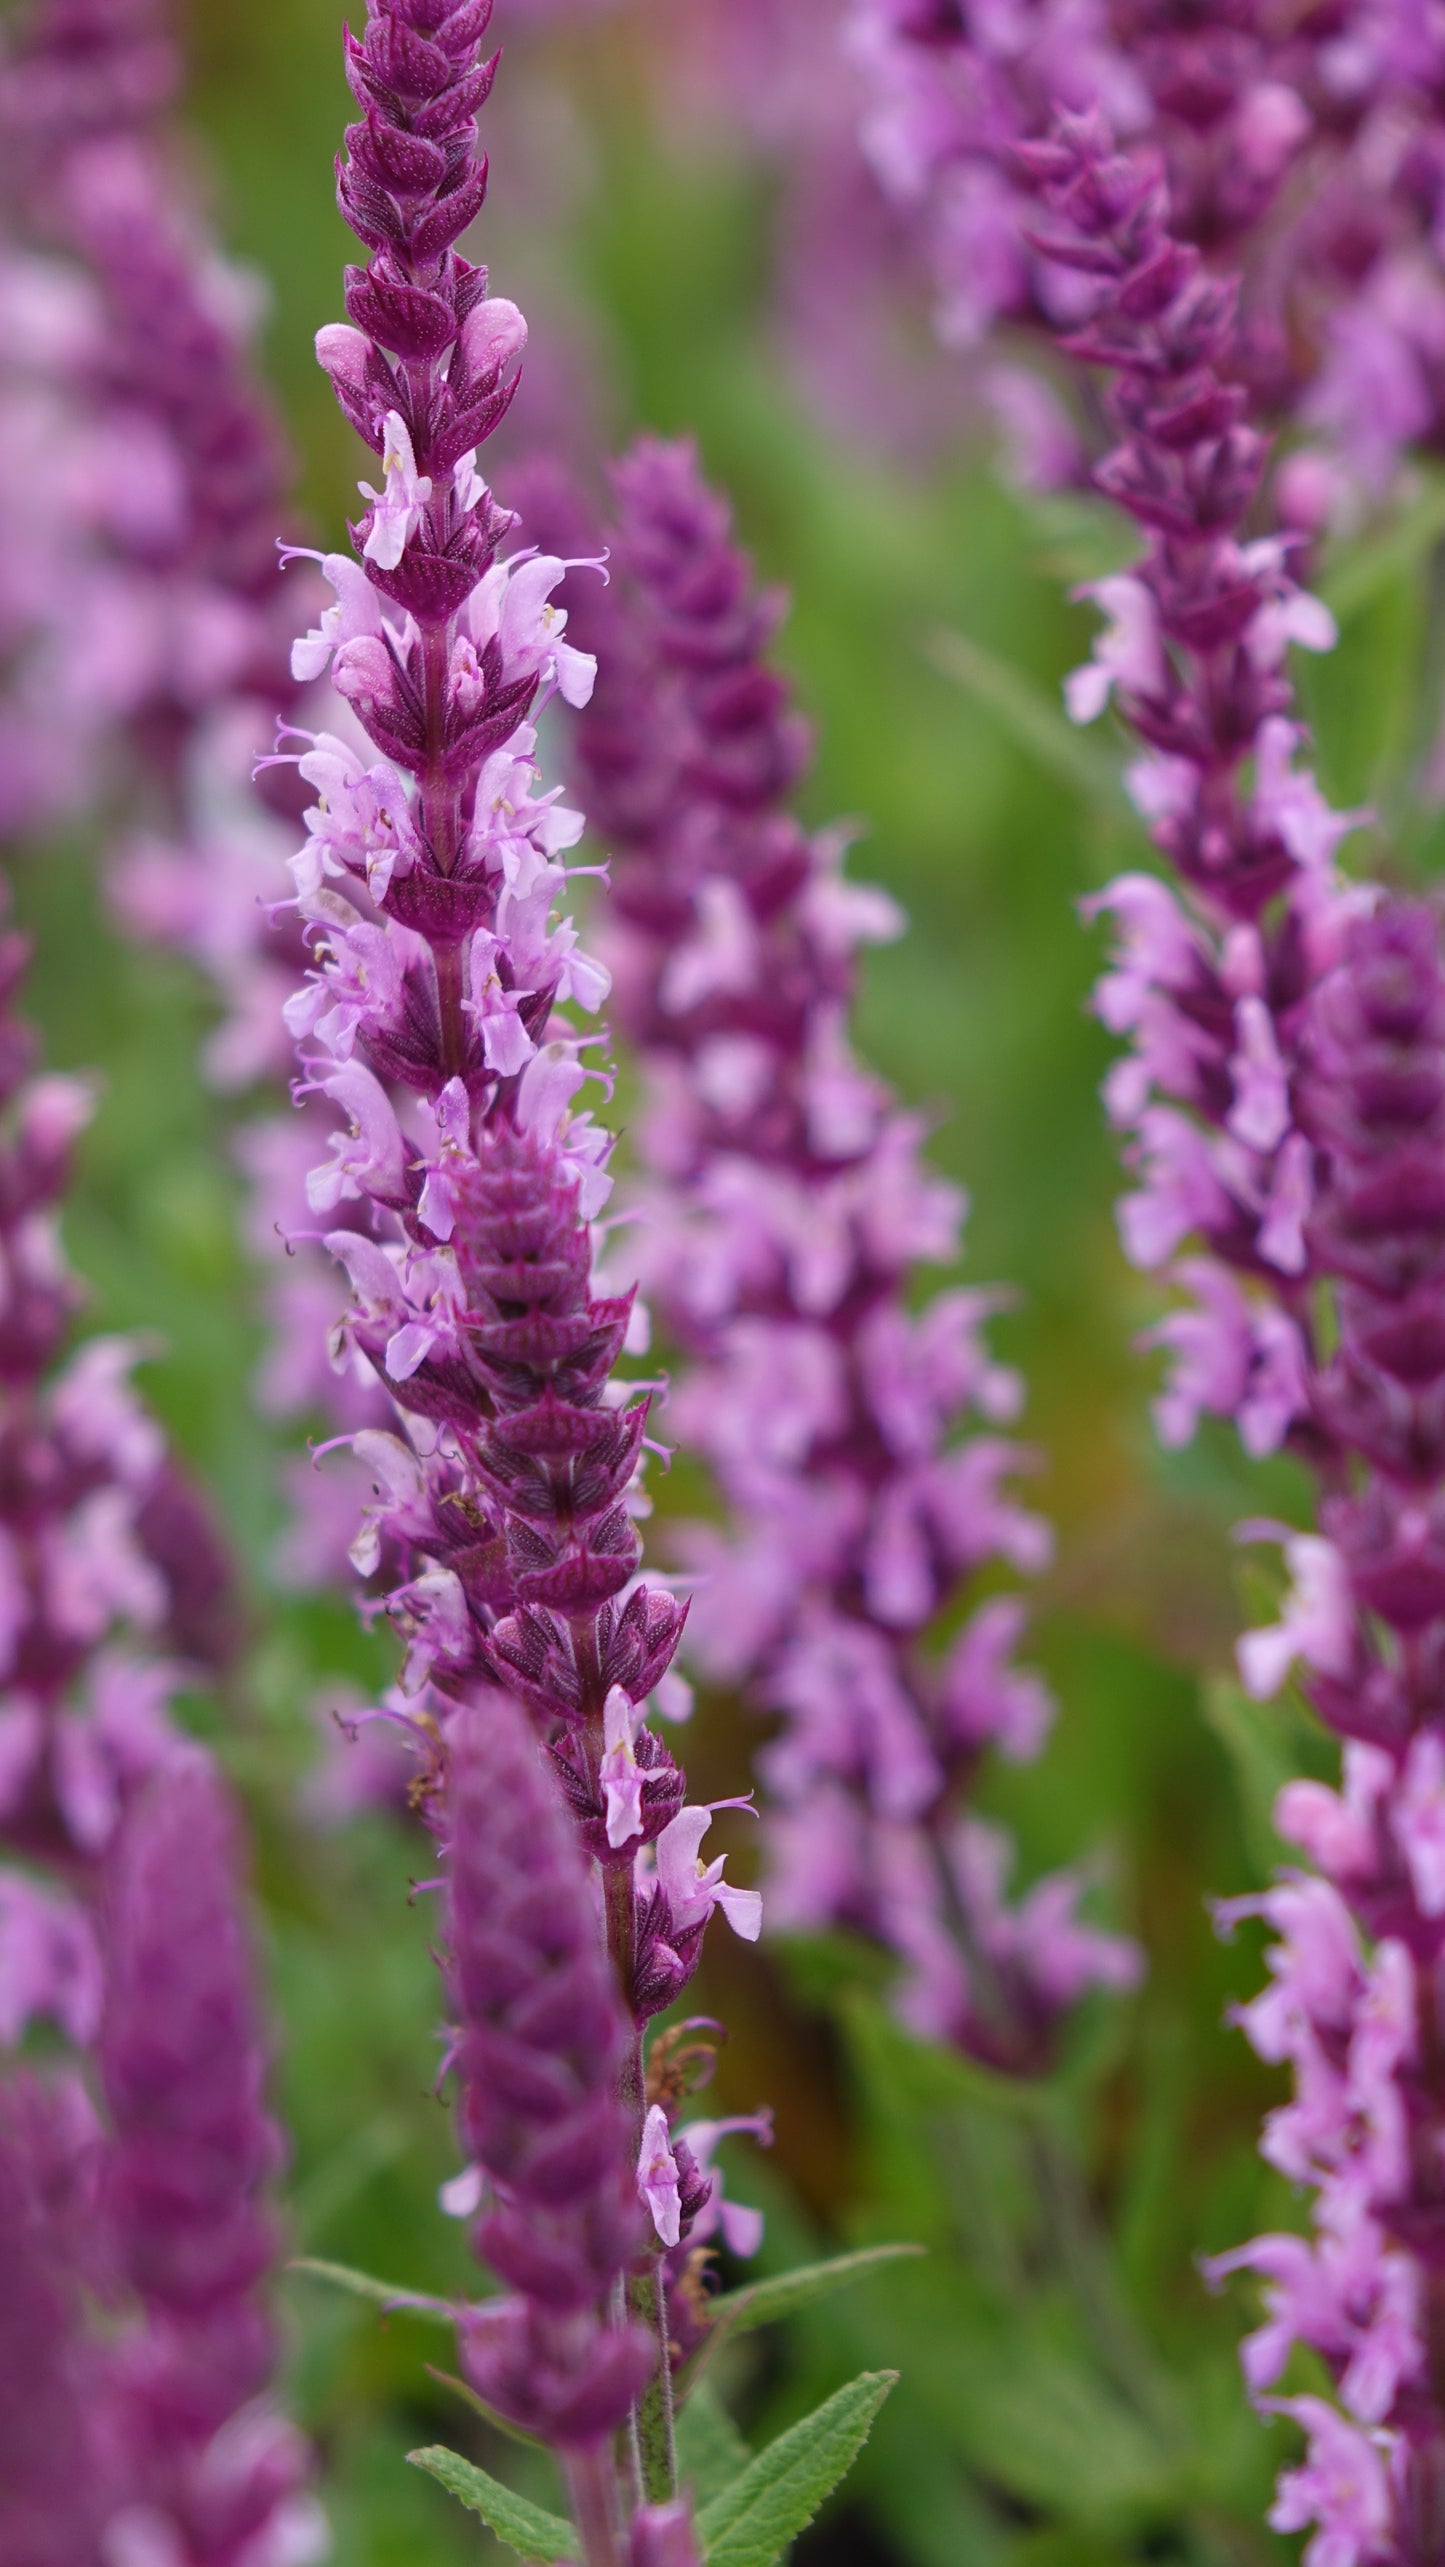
[281, 5, 762, 2546]
[559, 434, 1138, 2069]
[1017, 97, 1445, 2567]
[446, 1689, 652, 2447]
[0, 2080, 107, 2567]
[0, 891, 233, 1940]
[1019, 109, 1368, 1467]
[1187, 902, 1445, 2562]
[847, 0, 1445, 491]
[97, 1753, 322, 2566]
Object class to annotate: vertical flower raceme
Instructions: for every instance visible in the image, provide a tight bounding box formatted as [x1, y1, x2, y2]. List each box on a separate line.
[561, 435, 1139, 2069]
[1022, 108, 1445, 2561]
[0, 0, 371, 1605]
[0, 892, 232, 2026]
[286, 3, 765, 2542]
[0, 2072, 108, 2565]
[0, 0, 296, 855]
[1197, 905, 1445, 2566]
[96, 1754, 325, 2567]
[1023, 110, 1369, 1471]
[444, 1692, 651, 2471]
[845, 1, 1445, 501]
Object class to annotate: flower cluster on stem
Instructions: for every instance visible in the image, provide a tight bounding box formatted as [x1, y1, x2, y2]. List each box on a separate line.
[558, 433, 1139, 2068]
[0, 898, 231, 2012]
[846, 0, 1445, 500]
[0, 0, 372, 1618]
[1024, 108, 1370, 1469]
[1183, 905, 1445, 2567]
[1024, 104, 1445, 2566]
[0, 832, 312, 2564]
[286, 4, 766, 2547]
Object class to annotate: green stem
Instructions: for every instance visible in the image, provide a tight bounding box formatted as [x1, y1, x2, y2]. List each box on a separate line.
[630, 2261, 679, 2505]
[601, 1849, 677, 2502]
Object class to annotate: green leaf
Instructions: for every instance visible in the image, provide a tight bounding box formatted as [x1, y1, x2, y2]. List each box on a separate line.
[710, 2244, 924, 2340]
[696, 2369, 897, 2567]
[926, 628, 1125, 809]
[286, 2256, 456, 2326]
[676, 2383, 752, 2509]
[422, 2363, 545, 2450]
[1200, 1677, 1331, 1882]
[406, 2446, 577, 2561]
[1320, 468, 1445, 620]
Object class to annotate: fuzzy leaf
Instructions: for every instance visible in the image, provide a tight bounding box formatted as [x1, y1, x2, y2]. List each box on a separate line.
[927, 628, 1124, 807]
[696, 2369, 896, 2566]
[287, 2255, 455, 2325]
[710, 2244, 923, 2341]
[676, 2383, 752, 2508]
[423, 2362, 545, 2449]
[407, 2446, 577, 2560]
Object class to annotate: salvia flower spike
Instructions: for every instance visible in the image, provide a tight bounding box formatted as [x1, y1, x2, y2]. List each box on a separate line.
[1027, 104, 1445, 2563]
[560, 434, 1140, 2070]
[291, 3, 765, 2545]
[847, 0, 1445, 500]
[1024, 107, 1369, 1470]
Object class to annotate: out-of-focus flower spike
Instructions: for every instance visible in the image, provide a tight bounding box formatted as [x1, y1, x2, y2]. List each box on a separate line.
[555, 435, 1138, 2072]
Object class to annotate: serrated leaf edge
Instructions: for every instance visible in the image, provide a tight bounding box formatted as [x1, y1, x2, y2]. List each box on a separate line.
[407, 2444, 578, 2561]
[696, 2367, 898, 2567]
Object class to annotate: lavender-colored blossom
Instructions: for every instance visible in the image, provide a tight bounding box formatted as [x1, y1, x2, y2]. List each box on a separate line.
[1186, 905, 1445, 2561]
[280, 2, 762, 2537]
[0, 892, 234, 2071]
[95, 1755, 324, 2567]
[0, 0, 369, 1619]
[446, 1690, 651, 2449]
[846, 0, 1445, 498]
[1022, 111, 1370, 1470]
[557, 435, 1138, 2069]
[0, 2078, 107, 2565]
[1024, 105, 1445, 2564]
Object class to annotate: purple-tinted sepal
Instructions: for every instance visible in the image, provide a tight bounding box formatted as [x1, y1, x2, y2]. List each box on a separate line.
[630, 2501, 703, 2567]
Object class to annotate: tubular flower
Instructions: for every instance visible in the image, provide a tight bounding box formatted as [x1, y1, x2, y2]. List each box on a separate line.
[0, 0, 375, 1609]
[0, 894, 233, 2049]
[446, 1691, 651, 2449]
[559, 435, 1139, 2071]
[93, 1756, 324, 2567]
[1023, 104, 1445, 2566]
[0, 0, 297, 852]
[286, 5, 760, 2545]
[1192, 907, 1445, 2565]
[846, 0, 1445, 498]
[0, 2076, 108, 2567]
[1022, 110, 1370, 1469]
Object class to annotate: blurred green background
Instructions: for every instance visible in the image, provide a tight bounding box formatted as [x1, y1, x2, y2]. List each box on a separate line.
[23, 2, 1445, 2558]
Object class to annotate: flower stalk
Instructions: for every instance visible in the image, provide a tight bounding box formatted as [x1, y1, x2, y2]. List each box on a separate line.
[287, 1, 769, 2540]
[560, 434, 1140, 2068]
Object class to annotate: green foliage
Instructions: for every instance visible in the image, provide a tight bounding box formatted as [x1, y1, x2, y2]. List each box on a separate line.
[695, 2372, 898, 2567]
[407, 2448, 577, 2562]
[676, 2385, 754, 2511]
[35, 2, 1445, 2559]
[683, 2244, 923, 2391]
[289, 2258, 458, 2326]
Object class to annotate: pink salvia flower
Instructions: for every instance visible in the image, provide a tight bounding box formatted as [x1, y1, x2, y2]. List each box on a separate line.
[558, 436, 1139, 2070]
[1023, 102, 1445, 2565]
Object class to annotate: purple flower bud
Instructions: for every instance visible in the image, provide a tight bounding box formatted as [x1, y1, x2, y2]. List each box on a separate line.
[97, 1756, 321, 2559]
[629, 2500, 702, 2567]
[0, 2083, 107, 2566]
[446, 1691, 652, 2443]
